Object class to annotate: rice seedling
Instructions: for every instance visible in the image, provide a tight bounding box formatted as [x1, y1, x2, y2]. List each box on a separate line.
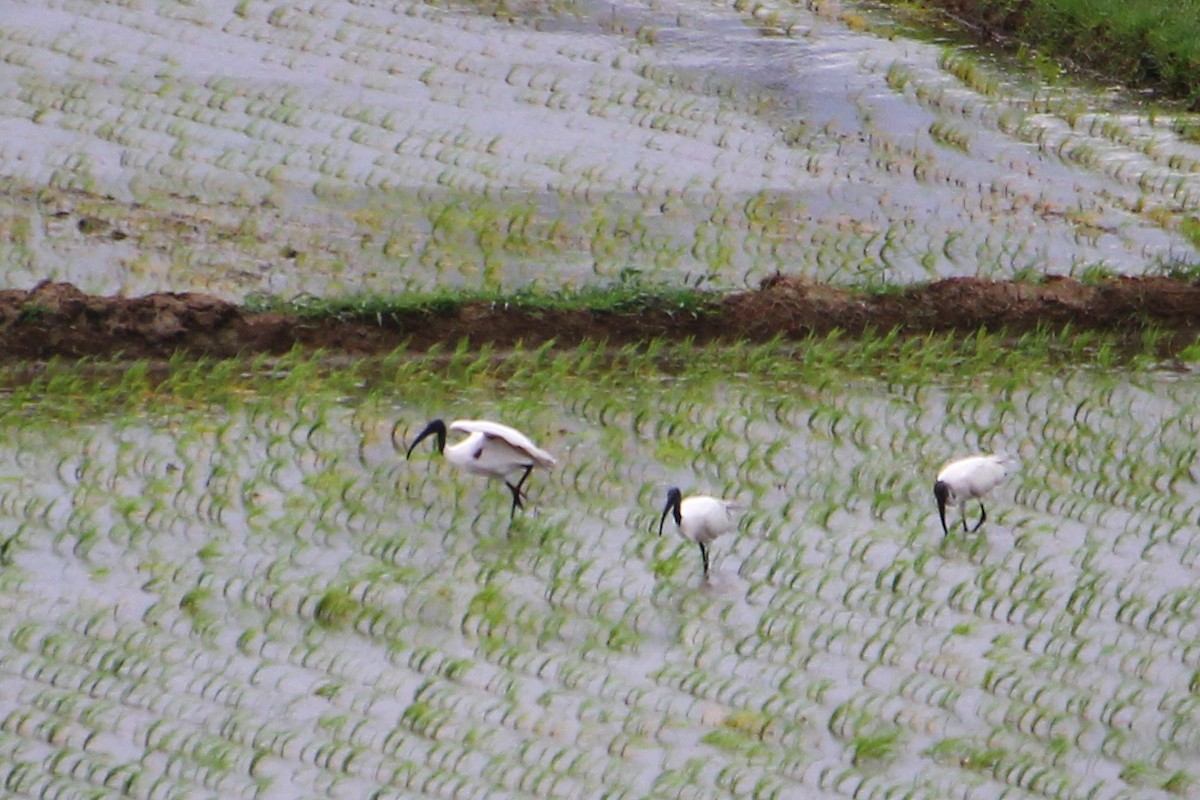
[850, 724, 904, 765]
[314, 588, 362, 629]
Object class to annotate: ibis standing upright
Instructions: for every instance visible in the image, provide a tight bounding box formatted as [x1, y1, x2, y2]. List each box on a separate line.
[934, 453, 1016, 535]
[406, 419, 556, 517]
[658, 488, 740, 577]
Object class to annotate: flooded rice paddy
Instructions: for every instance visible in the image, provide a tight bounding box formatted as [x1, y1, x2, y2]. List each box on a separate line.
[1, 0, 1200, 298]
[3, 0, 1200, 798]
[0, 345, 1199, 798]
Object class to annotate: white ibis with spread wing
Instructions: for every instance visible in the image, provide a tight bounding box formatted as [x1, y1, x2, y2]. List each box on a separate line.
[407, 419, 556, 517]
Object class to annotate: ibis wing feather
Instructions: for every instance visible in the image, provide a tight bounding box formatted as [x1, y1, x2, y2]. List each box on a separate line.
[937, 454, 1016, 498]
[677, 495, 739, 544]
[449, 419, 556, 467]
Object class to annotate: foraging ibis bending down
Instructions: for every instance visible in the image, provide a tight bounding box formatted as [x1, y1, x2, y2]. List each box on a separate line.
[406, 419, 556, 516]
[658, 488, 740, 577]
[934, 454, 1017, 535]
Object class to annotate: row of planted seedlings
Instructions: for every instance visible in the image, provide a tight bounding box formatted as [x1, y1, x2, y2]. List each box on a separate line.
[1, 0, 821, 198]
[20, 69, 1178, 292]
[557, 333, 1200, 795]
[789, 70, 1124, 282]
[826, 139, 1126, 285]
[12, 0, 1200, 294]
[12, 0, 1177, 292]
[887, 44, 1200, 213]
[0, 367, 1152, 796]
[20, 347, 758, 799]
[0, 334, 1198, 798]
[3, 166, 860, 302]
[0, 350, 717, 798]
[858, 40, 1200, 274]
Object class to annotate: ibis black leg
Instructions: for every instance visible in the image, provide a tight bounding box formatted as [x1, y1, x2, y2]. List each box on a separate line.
[699, 542, 710, 577]
[505, 465, 533, 518]
[971, 502, 987, 532]
[513, 464, 533, 495]
[505, 482, 524, 517]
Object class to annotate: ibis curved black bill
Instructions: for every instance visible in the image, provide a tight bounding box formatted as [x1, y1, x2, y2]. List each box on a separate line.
[406, 419, 447, 459]
[658, 487, 683, 536]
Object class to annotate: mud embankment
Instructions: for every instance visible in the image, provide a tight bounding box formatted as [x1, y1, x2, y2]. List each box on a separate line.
[3, 275, 1199, 361]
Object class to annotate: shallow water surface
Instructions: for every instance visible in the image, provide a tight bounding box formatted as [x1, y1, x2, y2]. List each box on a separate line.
[0, 0, 1198, 298]
[0, 353, 1198, 797]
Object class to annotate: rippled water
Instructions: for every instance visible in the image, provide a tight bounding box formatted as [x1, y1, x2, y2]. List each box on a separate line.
[3, 2, 1200, 797]
[0, 0, 1198, 299]
[1, 352, 1199, 797]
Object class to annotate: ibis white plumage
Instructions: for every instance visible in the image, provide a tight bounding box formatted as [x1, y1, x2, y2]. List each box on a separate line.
[658, 488, 740, 577]
[934, 454, 1016, 535]
[406, 419, 556, 516]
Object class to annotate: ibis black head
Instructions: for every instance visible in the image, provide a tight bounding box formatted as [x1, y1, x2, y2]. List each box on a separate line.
[658, 487, 683, 536]
[933, 480, 950, 536]
[407, 419, 447, 459]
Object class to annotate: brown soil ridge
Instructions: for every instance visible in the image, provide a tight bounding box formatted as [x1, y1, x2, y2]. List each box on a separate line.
[2, 275, 1198, 361]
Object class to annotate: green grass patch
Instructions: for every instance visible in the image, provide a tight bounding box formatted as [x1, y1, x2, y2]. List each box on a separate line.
[910, 0, 1200, 107]
[1077, 262, 1118, 286]
[243, 274, 719, 321]
[1151, 254, 1200, 282]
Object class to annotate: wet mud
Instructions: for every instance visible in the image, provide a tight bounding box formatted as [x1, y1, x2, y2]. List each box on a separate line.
[2, 275, 1199, 361]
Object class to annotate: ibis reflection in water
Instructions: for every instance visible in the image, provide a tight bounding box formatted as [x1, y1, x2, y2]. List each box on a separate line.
[933, 453, 1017, 535]
[406, 419, 556, 517]
[658, 487, 741, 577]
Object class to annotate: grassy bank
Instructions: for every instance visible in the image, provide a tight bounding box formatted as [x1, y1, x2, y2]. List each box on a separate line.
[910, 0, 1200, 108]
